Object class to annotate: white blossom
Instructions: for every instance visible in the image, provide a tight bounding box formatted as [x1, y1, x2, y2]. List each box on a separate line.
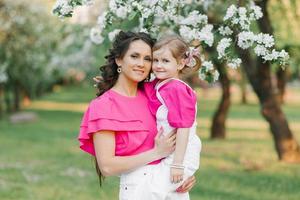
[142, 0, 159, 7]
[52, 0, 289, 80]
[108, 29, 121, 41]
[218, 26, 233, 36]
[199, 72, 206, 80]
[217, 38, 232, 59]
[224, 5, 237, 21]
[238, 31, 255, 49]
[90, 27, 104, 44]
[254, 45, 267, 56]
[60, 4, 73, 16]
[213, 70, 220, 81]
[108, 0, 118, 12]
[116, 6, 128, 19]
[141, 8, 153, 19]
[279, 50, 289, 60]
[179, 25, 197, 42]
[197, 24, 214, 46]
[202, 61, 214, 71]
[255, 33, 275, 48]
[179, 11, 208, 27]
[238, 7, 247, 17]
[139, 28, 149, 33]
[227, 58, 242, 69]
[249, 5, 263, 20]
[97, 12, 107, 30]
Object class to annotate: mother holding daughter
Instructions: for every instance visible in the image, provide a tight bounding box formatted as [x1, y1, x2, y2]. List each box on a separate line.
[78, 31, 201, 200]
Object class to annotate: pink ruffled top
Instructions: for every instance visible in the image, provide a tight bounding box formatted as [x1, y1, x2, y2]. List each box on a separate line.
[78, 88, 160, 164]
[144, 79, 197, 128]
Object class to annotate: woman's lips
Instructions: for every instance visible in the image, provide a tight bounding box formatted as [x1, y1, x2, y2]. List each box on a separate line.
[133, 69, 145, 74]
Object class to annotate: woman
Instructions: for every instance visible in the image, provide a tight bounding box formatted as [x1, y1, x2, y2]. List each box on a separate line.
[78, 31, 196, 199]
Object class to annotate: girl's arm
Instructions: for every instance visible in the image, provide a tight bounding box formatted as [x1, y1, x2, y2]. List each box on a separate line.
[173, 128, 189, 164]
[170, 128, 190, 183]
[93, 130, 176, 176]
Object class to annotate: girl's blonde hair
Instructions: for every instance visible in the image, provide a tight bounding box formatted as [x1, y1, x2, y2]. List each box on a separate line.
[153, 35, 201, 74]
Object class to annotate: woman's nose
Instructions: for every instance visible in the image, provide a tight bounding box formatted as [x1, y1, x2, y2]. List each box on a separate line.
[137, 59, 145, 67]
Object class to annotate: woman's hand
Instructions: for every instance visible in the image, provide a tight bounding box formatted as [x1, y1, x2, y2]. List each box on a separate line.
[153, 127, 176, 158]
[176, 175, 196, 193]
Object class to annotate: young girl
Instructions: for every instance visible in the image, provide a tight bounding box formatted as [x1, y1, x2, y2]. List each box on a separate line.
[139, 35, 202, 200]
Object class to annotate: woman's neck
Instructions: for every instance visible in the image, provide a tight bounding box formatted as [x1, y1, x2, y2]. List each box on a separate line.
[112, 76, 138, 97]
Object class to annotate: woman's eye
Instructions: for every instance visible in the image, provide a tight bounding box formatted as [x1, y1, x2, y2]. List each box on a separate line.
[145, 57, 152, 62]
[131, 55, 138, 58]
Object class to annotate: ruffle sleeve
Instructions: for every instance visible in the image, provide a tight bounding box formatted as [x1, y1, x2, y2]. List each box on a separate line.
[159, 80, 197, 128]
[143, 79, 161, 116]
[78, 96, 148, 156]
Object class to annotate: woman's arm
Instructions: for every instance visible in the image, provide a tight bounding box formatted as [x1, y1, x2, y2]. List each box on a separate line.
[93, 130, 176, 176]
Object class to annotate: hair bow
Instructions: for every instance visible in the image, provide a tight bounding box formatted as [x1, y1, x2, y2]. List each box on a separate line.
[184, 47, 200, 67]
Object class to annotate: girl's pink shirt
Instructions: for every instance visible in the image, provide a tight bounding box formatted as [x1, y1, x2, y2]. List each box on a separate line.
[144, 79, 197, 128]
[78, 88, 160, 164]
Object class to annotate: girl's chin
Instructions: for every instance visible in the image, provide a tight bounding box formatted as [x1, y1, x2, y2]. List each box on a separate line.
[154, 74, 170, 80]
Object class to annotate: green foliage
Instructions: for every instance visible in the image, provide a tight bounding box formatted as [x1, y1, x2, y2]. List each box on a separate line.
[0, 0, 104, 113]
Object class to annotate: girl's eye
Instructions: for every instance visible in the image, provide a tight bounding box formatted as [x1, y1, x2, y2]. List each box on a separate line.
[163, 59, 169, 63]
[131, 54, 138, 58]
[153, 59, 158, 62]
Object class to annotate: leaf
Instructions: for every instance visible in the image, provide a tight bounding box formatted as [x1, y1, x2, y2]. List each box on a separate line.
[128, 11, 137, 20]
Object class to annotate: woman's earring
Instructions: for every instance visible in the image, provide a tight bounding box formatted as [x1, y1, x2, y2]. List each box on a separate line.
[117, 67, 122, 73]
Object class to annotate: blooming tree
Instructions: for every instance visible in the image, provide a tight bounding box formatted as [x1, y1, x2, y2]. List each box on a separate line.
[53, 0, 300, 163]
[53, 0, 289, 83]
[0, 0, 98, 114]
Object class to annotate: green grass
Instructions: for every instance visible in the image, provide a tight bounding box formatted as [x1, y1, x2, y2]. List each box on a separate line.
[0, 84, 300, 200]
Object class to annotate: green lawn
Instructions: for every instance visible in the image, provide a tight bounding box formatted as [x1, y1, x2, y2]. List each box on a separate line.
[0, 84, 300, 200]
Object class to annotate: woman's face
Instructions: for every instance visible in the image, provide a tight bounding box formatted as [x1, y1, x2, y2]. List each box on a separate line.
[116, 40, 152, 83]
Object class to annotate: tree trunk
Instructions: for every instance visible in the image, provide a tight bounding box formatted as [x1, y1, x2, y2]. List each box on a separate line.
[240, 67, 248, 104]
[252, 0, 300, 162]
[4, 84, 12, 113]
[13, 81, 20, 111]
[211, 62, 231, 139]
[276, 67, 287, 104]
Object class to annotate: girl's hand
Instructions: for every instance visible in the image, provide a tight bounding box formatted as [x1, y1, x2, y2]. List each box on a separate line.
[176, 175, 196, 193]
[93, 76, 103, 83]
[154, 127, 176, 158]
[93, 76, 103, 87]
[170, 167, 184, 184]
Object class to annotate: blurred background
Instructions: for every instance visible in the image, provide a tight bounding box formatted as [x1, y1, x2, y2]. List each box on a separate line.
[0, 0, 299, 199]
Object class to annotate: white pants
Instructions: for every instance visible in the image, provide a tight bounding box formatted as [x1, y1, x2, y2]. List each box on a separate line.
[119, 163, 192, 200]
[119, 165, 155, 200]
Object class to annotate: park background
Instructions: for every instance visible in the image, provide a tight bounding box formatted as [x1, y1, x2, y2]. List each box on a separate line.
[0, 0, 300, 199]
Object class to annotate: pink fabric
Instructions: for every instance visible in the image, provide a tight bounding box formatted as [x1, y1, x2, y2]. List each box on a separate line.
[78, 89, 160, 164]
[146, 79, 197, 128]
[143, 79, 160, 116]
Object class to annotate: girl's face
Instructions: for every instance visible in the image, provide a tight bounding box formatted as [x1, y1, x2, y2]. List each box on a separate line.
[152, 47, 184, 80]
[116, 40, 152, 83]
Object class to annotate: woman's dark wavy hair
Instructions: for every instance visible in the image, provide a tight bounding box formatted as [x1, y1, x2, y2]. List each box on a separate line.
[94, 31, 155, 187]
[96, 31, 156, 97]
